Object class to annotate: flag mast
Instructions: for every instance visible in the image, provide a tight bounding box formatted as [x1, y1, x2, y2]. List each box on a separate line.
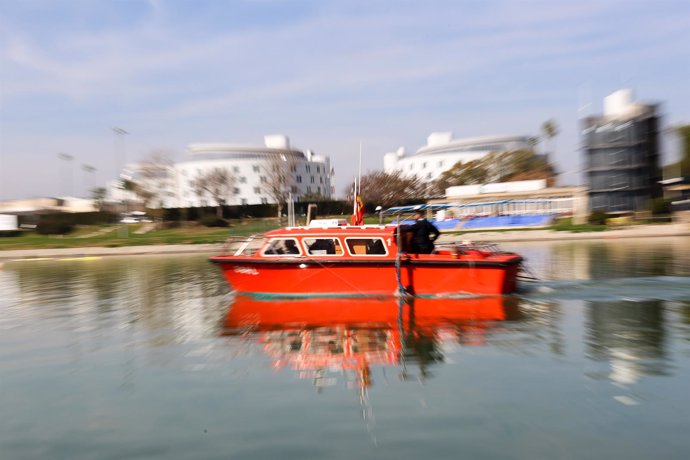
[358, 140, 362, 197]
[353, 140, 362, 213]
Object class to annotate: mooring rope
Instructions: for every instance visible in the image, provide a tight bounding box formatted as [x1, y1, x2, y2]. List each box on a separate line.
[394, 218, 408, 297]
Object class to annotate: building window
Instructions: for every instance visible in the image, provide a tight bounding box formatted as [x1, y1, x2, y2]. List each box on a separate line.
[296, 175, 302, 183]
[290, 165, 297, 172]
[306, 165, 311, 173]
[310, 176, 315, 183]
[422, 162, 427, 169]
[254, 187, 261, 194]
[233, 166, 240, 173]
[241, 198, 247, 205]
[261, 197, 268, 204]
[316, 166, 320, 173]
[253, 165, 260, 172]
[320, 177, 323, 184]
[233, 187, 240, 194]
[260, 176, 267, 183]
[409, 164, 413, 170]
[291, 186, 298, 193]
[438, 161, 444, 167]
[317, 186, 321, 194]
[239, 176, 247, 183]
[307, 186, 312, 193]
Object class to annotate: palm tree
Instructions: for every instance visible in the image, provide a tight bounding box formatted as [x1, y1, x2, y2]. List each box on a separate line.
[541, 119, 559, 162]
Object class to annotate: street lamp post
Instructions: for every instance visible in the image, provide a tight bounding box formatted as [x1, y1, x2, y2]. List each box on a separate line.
[82, 164, 96, 198]
[112, 127, 129, 180]
[113, 127, 130, 237]
[57, 152, 74, 197]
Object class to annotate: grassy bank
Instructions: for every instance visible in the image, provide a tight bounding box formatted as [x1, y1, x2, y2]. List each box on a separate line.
[0, 220, 280, 251]
[0, 215, 675, 251]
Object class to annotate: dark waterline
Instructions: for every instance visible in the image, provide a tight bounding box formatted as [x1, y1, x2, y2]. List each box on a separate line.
[1, 238, 690, 459]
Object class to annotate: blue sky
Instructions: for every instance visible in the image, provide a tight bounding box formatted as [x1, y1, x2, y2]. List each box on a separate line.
[1, 0, 689, 199]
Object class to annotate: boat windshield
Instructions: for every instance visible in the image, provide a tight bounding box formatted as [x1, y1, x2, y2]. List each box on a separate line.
[222, 235, 266, 256]
[263, 238, 302, 256]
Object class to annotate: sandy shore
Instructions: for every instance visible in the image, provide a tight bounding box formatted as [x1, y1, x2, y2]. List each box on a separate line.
[1, 223, 689, 260]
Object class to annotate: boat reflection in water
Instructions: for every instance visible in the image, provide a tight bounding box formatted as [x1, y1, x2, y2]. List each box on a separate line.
[221, 294, 523, 389]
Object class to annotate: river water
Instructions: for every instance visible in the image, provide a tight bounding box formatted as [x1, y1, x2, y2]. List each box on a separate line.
[1, 237, 690, 459]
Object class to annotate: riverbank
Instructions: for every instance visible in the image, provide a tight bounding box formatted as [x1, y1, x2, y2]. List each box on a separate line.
[1, 222, 689, 261]
[0, 243, 222, 261]
[439, 222, 690, 243]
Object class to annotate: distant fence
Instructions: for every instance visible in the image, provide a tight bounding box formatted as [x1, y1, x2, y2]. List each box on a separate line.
[162, 201, 355, 221]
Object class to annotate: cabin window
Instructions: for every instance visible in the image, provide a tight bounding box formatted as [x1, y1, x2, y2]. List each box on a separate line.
[303, 237, 343, 256]
[263, 238, 302, 256]
[345, 237, 388, 256]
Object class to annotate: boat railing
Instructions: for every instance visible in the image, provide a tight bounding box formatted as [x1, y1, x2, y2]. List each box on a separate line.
[221, 234, 267, 256]
[435, 241, 503, 254]
[436, 240, 539, 281]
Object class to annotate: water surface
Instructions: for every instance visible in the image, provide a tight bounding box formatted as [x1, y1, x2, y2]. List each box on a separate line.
[2, 238, 690, 459]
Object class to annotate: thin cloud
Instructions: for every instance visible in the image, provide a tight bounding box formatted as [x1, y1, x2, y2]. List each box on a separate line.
[0, 0, 689, 199]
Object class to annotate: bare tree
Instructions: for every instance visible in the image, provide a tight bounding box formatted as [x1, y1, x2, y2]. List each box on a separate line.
[91, 187, 107, 211]
[344, 171, 425, 208]
[136, 150, 175, 209]
[262, 154, 296, 221]
[192, 168, 236, 218]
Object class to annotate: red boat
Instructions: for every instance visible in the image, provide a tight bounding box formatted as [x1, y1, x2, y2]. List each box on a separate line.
[211, 219, 523, 297]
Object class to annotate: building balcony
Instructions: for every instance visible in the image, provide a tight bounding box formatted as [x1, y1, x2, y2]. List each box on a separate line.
[584, 163, 652, 172]
[588, 185, 651, 193]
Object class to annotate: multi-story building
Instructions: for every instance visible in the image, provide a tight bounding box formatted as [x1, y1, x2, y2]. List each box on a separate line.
[384, 132, 532, 182]
[582, 89, 661, 212]
[109, 135, 334, 208]
[176, 134, 333, 207]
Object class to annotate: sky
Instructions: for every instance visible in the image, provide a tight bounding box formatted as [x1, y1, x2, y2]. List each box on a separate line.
[1, 0, 689, 200]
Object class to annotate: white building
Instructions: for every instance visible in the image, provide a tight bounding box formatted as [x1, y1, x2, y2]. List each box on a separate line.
[0, 197, 98, 214]
[108, 135, 334, 208]
[384, 132, 532, 182]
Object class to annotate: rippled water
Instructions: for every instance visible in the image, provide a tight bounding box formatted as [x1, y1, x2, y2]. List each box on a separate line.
[1, 238, 690, 459]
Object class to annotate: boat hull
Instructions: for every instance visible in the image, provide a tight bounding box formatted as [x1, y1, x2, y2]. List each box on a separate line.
[211, 255, 521, 296]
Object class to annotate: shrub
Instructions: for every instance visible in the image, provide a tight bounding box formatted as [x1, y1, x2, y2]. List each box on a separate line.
[162, 208, 181, 222]
[648, 197, 673, 216]
[162, 220, 181, 229]
[551, 217, 572, 227]
[198, 215, 229, 227]
[587, 211, 608, 225]
[36, 220, 75, 235]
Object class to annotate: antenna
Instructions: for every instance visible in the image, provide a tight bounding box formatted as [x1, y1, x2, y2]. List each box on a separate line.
[578, 82, 592, 118]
